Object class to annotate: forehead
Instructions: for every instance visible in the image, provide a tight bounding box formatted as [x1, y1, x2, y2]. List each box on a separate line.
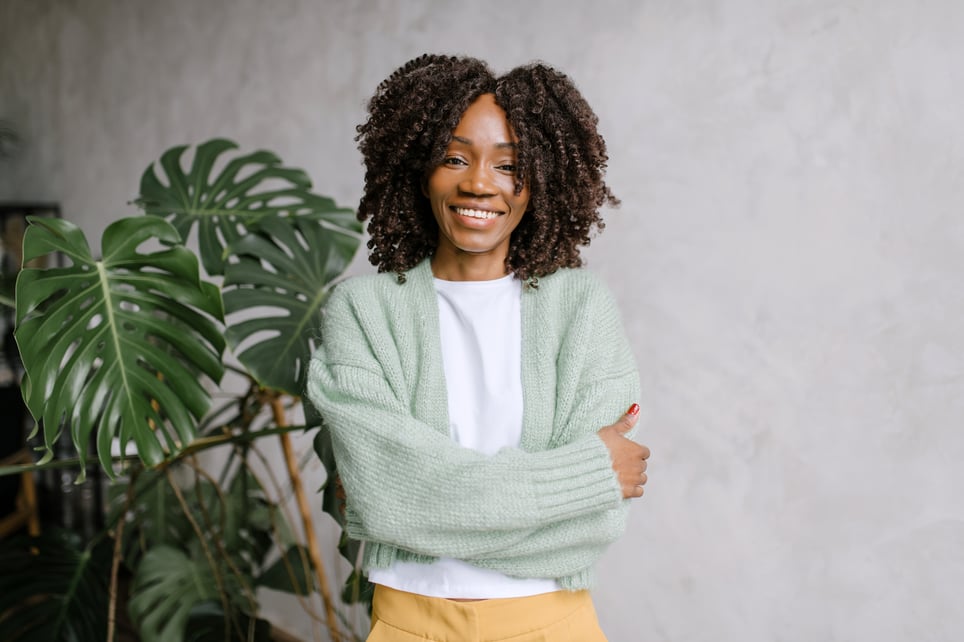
[450, 93, 518, 145]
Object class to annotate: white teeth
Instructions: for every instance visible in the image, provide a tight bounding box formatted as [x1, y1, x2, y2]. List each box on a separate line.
[455, 207, 500, 220]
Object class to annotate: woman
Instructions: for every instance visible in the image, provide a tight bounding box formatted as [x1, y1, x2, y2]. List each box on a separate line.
[307, 54, 650, 641]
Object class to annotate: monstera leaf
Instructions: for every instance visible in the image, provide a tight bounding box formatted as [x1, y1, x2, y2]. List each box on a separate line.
[0, 529, 112, 642]
[128, 544, 244, 642]
[14, 216, 224, 474]
[222, 213, 360, 395]
[136, 138, 360, 276]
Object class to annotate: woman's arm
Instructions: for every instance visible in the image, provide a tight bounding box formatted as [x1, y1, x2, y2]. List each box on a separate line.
[453, 394, 647, 569]
[309, 353, 622, 554]
[466, 505, 627, 580]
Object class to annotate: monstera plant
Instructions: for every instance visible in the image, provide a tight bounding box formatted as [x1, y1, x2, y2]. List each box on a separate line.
[0, 139, 369, 641]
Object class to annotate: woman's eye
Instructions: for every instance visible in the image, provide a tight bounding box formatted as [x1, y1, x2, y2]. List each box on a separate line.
[444, 157, 467, 166]
[497, 164, 517, 172]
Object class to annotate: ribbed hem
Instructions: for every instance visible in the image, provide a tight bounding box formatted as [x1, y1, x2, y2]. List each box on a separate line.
[364, 542, 433, 569]
[557, 568, 594, 591]
[362, 543, 596, 591]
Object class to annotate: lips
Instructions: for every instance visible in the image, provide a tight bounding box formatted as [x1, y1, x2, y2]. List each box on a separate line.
[453, 206, 502, 220]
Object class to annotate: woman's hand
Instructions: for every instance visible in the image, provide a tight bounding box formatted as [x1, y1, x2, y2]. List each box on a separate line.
[597, 403, 651, 499]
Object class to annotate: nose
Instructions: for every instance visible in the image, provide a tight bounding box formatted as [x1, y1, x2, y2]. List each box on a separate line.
[459, 164, 496, 197]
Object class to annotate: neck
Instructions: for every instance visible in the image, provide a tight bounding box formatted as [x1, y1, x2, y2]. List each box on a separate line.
[430, 250, 510, 281]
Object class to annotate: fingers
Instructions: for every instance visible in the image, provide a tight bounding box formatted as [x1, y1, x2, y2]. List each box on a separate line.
[620, 463, 649, 499]
[612, 451, 650, 499]
[625, 469, 649, 499]
[624, 471, 646, 498]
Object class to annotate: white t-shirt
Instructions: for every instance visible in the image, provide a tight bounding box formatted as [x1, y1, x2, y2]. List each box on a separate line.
[367, 273, 560, 598]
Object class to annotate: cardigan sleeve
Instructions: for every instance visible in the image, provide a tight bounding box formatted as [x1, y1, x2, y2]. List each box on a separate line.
[305, 287, 625, 559]
[467, 505, 626, 582]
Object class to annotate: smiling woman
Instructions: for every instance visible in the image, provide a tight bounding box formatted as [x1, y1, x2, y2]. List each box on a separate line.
[353, 54, 621, 284]
[425, 93, 530, 281]
[307, 54, 650, 641]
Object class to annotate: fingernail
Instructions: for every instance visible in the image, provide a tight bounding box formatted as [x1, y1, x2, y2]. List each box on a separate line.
[627, 403, 640, 416]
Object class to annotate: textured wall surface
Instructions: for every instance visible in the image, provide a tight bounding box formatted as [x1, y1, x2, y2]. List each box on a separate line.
[2, 1, 962, 640]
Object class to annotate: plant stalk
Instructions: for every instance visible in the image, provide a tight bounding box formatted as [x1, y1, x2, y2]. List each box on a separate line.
[106, 469, 138, 642]
[270, 395, 342, 642]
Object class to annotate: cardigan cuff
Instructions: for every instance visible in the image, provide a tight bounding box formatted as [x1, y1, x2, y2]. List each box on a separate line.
[528, 434, 624, 522]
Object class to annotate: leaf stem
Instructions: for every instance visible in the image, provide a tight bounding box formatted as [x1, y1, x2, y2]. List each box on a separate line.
[0, 423, 312, 478]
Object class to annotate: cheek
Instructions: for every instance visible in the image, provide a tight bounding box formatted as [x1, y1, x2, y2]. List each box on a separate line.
[425, 182, 447, 218]
[424, 167, 449, 200]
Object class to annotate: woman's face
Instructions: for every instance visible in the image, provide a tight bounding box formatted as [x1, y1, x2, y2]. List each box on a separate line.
[425, 93, 530, 281]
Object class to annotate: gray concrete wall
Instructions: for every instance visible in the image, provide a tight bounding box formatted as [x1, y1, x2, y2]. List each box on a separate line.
[2, 0, 962, 640]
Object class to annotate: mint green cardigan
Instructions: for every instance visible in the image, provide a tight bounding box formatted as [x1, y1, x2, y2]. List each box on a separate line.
[306, 258, 640, 590]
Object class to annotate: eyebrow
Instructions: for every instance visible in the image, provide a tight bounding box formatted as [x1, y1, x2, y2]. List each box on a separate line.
[451, 135, 517, 150]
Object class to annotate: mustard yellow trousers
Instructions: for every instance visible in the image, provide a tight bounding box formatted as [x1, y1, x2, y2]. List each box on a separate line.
[367, 584, 609, 641]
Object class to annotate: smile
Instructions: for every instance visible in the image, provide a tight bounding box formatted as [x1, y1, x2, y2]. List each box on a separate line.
[454, 207, 502, 220]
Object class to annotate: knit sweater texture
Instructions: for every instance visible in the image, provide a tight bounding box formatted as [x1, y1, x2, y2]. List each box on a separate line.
[306, 258, 641, 590]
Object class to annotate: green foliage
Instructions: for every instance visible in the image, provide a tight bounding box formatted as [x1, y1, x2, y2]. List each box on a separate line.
[112, 463, 314, 641]
[0, 529, 112, 641]
[136, 138, 360, 276]
[15, 216, 225, 475]
[128, 544, 228, 641]
[0, 463, 316, 642]
[6, 138, 370, 639]
[14, 137, 366, 474]
[223, 212, 359, 395]
[136, 137, 361, 394]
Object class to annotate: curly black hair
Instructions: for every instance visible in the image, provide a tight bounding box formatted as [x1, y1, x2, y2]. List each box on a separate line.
[355, 53, 619, 281]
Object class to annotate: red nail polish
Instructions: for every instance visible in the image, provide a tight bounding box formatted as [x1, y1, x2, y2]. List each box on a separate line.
[627, 403, 640, 416]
